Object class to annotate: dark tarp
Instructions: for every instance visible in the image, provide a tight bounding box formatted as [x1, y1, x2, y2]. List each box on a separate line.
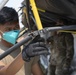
[35, 0, 76, 20]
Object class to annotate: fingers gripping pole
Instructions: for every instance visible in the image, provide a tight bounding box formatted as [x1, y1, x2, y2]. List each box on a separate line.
[0, 0, 9, 10]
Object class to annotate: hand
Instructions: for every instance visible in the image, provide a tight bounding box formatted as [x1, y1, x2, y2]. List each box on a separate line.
[22, 42, 50, 62]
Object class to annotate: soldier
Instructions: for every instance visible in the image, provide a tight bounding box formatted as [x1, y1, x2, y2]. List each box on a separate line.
[35, 0, 75, 75]
[22, 0, 75, 75]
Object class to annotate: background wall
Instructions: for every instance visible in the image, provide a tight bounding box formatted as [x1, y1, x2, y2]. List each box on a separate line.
[0, 0, 24, 28]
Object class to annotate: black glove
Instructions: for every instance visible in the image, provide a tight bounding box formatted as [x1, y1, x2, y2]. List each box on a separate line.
[22, 42, 50, 62]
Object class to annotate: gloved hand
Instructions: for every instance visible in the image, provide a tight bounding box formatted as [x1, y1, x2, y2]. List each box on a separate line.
[22, 42, 50, 62]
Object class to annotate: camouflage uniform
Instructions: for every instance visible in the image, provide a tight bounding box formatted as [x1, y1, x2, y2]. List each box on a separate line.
[35, 1, 75, 74]
[22, 0, 75, 75]
[50, 32, 74, 75]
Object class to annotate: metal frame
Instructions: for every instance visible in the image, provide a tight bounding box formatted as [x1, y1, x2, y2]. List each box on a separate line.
[0, 0, 9, 10]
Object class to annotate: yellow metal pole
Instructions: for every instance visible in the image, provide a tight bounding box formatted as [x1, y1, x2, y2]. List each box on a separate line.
[30, 0, 43, 30]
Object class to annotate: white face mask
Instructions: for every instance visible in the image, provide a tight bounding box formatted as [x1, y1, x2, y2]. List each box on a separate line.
[0, 30, 20, 44]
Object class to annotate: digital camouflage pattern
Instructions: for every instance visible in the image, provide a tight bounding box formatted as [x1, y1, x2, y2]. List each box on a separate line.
[49, 32, 74, 75]
[22, 0, 75, 75]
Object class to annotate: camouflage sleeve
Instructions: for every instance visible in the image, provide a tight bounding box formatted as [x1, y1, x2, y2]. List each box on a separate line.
[63, 33, 74, 68]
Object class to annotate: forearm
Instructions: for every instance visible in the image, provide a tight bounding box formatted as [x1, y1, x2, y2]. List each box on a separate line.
[65, 46, 74, 68]
[64, 33, 74, 68]
[0, 53, 24, 75]
[32, 62, 44, 75]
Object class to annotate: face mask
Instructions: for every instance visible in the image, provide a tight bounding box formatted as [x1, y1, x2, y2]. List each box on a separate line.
[2, 30, 20, 44]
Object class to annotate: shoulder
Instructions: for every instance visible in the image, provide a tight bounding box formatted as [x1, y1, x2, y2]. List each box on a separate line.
[0, 61, 5, 70]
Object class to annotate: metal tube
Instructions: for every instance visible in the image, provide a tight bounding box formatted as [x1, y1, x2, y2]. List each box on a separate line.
[30, 0, 43, 30]
[0, 0, 9, 10]
[25, 0, 31, 30]
[46, 25, 76, 31]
